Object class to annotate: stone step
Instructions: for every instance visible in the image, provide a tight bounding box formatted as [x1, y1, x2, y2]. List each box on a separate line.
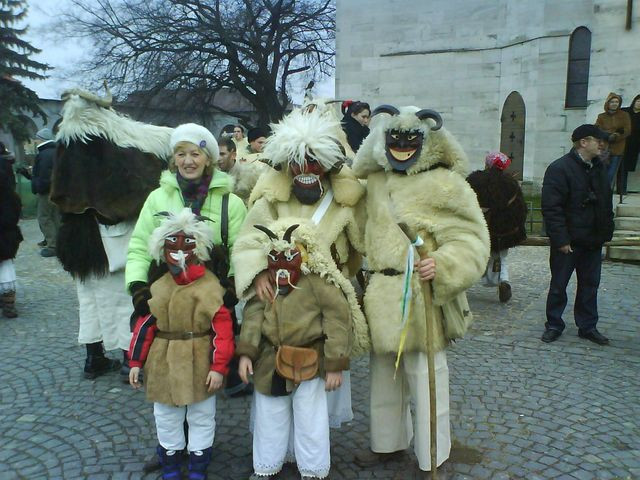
[616, 204, 640, 217]
[612, 229, 640, 238]
[614, 217, 640, 231]
[608, 246, 640, 262]
[620, 193, 640, 205]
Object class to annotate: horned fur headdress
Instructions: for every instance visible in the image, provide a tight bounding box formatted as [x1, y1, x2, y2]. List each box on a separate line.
[263, 108, 346, 170]
[57, 83, 174, 160]
[148, 208, 214, 264]
[353, 105, 468, 178]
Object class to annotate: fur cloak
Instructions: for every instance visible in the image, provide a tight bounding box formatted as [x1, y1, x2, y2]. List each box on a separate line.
[466, 168, 527, 252]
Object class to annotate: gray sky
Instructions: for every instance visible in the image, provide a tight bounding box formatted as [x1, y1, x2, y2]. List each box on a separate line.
[22, 0, 335, 102]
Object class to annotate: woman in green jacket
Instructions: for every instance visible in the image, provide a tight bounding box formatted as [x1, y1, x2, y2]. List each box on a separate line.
[126, 123, 247, 318]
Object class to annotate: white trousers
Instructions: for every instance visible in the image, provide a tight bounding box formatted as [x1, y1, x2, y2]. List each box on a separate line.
[482, 249, 509, 286]
[326, 370, 353, 427]
[154, 396, 216, 452]
[253, 377, 330, 478]
[370, 351, 451, 471]
[76, 271, 132, 350]
[0, 259, 16, 293]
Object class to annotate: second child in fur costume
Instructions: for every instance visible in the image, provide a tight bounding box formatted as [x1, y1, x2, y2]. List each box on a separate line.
[352, 105, 489, 475]
[237, 220, 361, 480]
[128, 209, 234, 480]
[467, 151, 527, 302]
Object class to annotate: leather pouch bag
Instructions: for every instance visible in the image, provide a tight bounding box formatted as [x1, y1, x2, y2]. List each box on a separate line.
[275, 345, 318, 384]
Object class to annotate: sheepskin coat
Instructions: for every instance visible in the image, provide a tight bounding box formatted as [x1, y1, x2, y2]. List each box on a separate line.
[362, 170, 489, 354]
[237, 274, 352, 395]
[144, 270, 226, 406]
[232, 166, 366, 300]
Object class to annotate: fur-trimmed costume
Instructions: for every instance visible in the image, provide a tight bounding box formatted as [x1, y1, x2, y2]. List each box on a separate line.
[232, 108, 369, 429]
[237, 220, 354, 479]
[353, 105, 489, 471]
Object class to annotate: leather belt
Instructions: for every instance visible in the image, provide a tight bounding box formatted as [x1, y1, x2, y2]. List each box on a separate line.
[156, 329, 212, 340]
[371, 268, 403, 276]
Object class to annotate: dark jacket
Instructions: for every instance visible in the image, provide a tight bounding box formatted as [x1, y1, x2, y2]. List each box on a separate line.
[32, 141, 57, 195]
[542, 149, 614, 249]
[0, 158, 23, 260]
[467, 167, 527, 252]
[622, 94, 640, 172]
[341, 115, 369, 153]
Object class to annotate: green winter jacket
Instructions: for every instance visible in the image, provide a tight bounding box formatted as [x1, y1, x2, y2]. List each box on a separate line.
[125, 170, 247, 289]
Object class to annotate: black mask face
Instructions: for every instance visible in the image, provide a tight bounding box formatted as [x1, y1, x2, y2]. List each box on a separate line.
[292, 180, 324, 204]
[385, 129, 424, 172]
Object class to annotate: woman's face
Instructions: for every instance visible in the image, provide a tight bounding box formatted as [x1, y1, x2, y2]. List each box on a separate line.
[352, 109, 371, 127]
[634, 98, 640, 111]
[174, 143, 210, 180]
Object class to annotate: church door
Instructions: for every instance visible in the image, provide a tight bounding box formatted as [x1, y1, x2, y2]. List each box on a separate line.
[500, 92, 526, 180]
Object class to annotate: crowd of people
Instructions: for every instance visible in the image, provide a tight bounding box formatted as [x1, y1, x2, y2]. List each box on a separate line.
[1, 89, 638, 480]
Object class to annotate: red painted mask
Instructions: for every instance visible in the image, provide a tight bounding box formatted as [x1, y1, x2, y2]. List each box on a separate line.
[163, 230, 198, 274]
[267, 246, 303, 296]
[290, 157, 327, 205]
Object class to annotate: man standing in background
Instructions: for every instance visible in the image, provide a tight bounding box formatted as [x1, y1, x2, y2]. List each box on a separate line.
[32, 128, 60, 258]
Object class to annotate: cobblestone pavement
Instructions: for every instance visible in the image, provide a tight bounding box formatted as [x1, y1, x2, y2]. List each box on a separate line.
[1, 219, 638, 480]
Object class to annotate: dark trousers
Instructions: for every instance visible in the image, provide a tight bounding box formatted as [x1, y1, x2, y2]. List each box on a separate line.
[545, 246, 602, 333]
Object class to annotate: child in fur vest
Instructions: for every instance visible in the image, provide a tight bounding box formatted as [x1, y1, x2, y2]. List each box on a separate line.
[128, 209, 234, 480]
[237, 221, 361, 480]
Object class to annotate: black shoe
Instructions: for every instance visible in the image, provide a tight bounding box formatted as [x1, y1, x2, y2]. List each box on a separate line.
[37, 239, 47, 247]
[40, 247, 57, 258]
[578, 329, 609, 345]
[84, 355, 122, 379]
[541, 328, 562, 343]
[498, 281, 512, 303]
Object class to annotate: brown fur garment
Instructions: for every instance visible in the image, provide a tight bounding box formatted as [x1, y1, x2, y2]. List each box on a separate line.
[467, 169, 527, 252]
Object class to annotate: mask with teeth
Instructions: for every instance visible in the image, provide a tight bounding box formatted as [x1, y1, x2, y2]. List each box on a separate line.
[267, 246, 303, 296]
[385, 129, 424, 172]
[163, 230, 198, 275]
[290, 158, 326, 204]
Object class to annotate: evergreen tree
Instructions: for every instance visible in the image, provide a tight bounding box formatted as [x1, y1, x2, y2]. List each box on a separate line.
[0, 0, 50, 142]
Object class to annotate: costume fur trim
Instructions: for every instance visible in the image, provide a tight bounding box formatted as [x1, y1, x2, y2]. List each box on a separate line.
[57, 94, 174, 159]
[353, 106, 468, 178]
[264, 108, 345, 169]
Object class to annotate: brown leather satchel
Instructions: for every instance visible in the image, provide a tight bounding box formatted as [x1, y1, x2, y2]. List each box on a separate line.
[275, 345, 318, 384]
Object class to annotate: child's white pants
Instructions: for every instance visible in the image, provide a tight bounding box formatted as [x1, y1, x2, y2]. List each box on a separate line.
[153, 396, 216, 452]
[482, 249, 510, 286]
[253, 377, 330, 478]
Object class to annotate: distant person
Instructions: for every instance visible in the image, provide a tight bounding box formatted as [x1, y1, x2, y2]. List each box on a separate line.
[467, 152, 527, 302]
[340, 100, 370, 152]
[541, 125, 614, 345]
[32, 128, 60, 257]
[218, 137, 264, 203]
[237, 127, 268, 164]
[595, 92, 631, 191]
[0, 144, 23, 318]
[232, 124, 249, 153]
[622, 94, 640, 194]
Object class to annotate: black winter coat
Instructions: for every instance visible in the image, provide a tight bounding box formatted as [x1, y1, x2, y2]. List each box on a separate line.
[32, 141, 57, 195]
[0, 158, 23, 260]
[341, 115, 369, 153]
[622, 94, 640, 172]
[541, 149, 614, 249]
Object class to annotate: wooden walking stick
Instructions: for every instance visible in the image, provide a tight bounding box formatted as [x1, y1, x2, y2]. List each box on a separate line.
[397, 222, 439, 480]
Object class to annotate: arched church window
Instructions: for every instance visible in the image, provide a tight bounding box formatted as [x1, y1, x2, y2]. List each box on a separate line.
[565, 27, 591, 108]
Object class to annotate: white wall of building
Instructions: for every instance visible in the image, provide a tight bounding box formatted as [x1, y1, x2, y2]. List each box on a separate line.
[336, 0, 640, 185]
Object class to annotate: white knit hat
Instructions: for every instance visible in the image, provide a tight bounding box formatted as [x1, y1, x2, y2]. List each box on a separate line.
[170, 123, 219, 163]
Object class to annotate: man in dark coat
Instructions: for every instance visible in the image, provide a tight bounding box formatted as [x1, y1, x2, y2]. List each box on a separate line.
[32, 128, 60, 257]
[541, 124, 614, 345]
[622, 94, 640, 194]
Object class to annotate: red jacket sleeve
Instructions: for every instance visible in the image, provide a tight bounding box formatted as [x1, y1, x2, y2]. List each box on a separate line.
[128, 314, 157, 368]
[210, 305, 235, 375]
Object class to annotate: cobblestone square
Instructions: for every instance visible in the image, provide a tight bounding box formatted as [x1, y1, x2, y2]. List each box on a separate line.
[1, 220, 638, 479]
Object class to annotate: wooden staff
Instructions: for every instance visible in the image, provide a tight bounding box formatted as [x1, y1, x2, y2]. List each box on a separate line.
[397, 222, 439, 479]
